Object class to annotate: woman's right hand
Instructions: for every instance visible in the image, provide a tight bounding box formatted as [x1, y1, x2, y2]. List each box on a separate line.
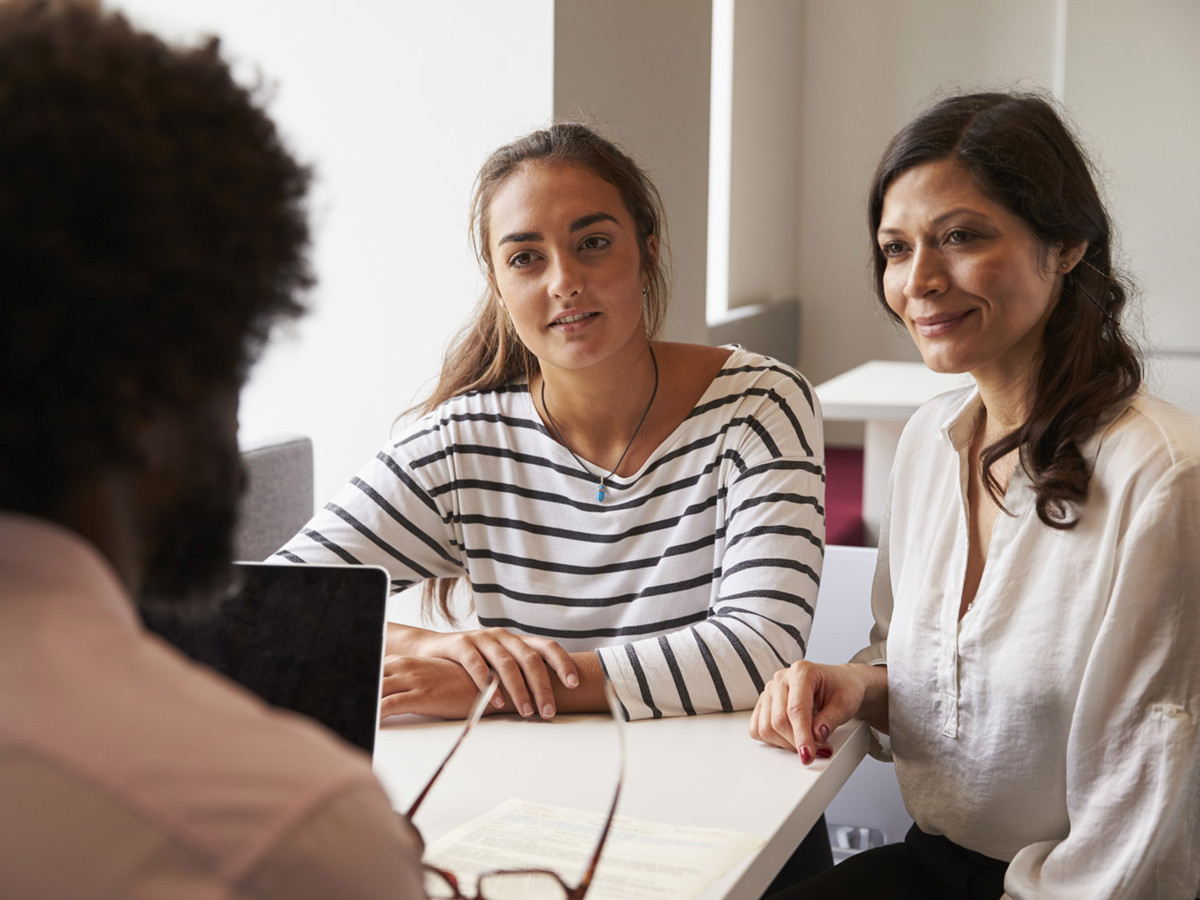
[749, 661, 888, 764]
[387, 624, 578, 719]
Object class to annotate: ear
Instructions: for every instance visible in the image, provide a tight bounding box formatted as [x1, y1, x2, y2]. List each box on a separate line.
[646, 233, 659, 268]
[1057, 241, 1089, 276]
[643, 233, 659, 285]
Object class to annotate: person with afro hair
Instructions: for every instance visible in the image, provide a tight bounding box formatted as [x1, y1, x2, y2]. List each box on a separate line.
[0, 3, 425, 896]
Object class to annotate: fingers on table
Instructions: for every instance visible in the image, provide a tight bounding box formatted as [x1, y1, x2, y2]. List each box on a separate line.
[750, 693, 795, 752]
[388, 629, 577, 720]
[470, 630, 562, 719]
[751, 663, 830, 764]
[532, 637, 579, 690]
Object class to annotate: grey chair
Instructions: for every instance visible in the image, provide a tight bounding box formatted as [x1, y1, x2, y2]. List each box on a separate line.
[234, 434, 314, 561]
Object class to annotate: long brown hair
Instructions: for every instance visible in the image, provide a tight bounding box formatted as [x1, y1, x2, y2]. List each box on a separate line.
[868, 92, 1141, 528]
[416, 123, 672, 619]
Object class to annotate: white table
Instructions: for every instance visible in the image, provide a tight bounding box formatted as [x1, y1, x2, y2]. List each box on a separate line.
[373, 711, 868, 900]
[816, 361, 970, 545]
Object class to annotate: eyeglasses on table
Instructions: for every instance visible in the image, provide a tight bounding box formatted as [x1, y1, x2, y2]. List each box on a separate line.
[405, 674, 626, 900]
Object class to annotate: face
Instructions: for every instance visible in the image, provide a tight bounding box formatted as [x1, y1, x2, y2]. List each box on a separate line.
[486, 162, 654, 376]
[877, 159, 1072, 390]
[138, 387, 244, 607]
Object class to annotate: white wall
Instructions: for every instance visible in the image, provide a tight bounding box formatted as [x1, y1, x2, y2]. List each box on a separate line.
[553, 0, 713, 345]
[1062, 0, 1200, 410]
[726, 1, 804, 312]
[121, 1, 555, 506]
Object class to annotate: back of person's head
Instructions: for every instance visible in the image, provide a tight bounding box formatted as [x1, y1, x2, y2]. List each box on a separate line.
[419, 123, 670, 415]
[868, 91, 1141, 526]
[0, 0, 312, 519]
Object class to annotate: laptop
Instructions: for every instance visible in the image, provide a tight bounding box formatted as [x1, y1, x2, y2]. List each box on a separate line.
[144, 562, 390, 755]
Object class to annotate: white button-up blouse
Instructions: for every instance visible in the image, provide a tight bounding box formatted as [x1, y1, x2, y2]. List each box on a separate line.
[856, 387, 1200, 898]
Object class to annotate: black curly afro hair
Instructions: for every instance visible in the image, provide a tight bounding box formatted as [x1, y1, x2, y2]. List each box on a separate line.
[0, 1, 313, 516]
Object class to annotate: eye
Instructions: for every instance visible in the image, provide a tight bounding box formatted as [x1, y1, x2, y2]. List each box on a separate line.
[945, 228, 975, 245]
[507, 250, 537, 269]
[880, 241, 908, 259]
[579, 235, 611, 252]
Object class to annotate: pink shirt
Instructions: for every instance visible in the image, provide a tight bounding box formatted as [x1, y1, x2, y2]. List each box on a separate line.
[0, 513, 425, 899]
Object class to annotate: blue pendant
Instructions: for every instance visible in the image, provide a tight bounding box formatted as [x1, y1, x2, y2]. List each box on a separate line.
[597, 482, 606, 502]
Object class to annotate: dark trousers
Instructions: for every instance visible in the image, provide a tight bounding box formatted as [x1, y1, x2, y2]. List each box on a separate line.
[765, 823, 1008, 900]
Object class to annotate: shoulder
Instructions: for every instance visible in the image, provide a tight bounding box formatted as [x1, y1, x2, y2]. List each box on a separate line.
[1091, 391, 1200, 491]
[390, 382, 538, 454]
[423, 381, 533, 424]
[1, 532, 399, 887]
[1101, 392, 1200, 465]
[675, 344, 820, 459]
[10, 627, 382, 866]
[707, 345, 817, 412]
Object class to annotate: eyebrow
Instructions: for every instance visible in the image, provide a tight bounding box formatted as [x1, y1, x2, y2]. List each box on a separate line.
[497, 230, 541, 246]
[570, 212, 619, 232]
[877, 206, 995, 237]
[496, 212, 620, 247]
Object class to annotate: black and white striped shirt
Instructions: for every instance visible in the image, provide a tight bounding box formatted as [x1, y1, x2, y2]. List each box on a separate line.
[276, 347, 825, 719]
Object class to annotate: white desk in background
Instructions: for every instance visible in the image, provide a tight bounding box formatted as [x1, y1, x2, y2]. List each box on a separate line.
[374, 711, 868, 900]
[816, 360, 969, 545]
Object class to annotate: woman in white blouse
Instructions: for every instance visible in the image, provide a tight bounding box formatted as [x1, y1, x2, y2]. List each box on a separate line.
[753, 92, 1200, 898]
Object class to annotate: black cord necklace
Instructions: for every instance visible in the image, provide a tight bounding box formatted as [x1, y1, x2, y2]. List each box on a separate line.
[540, 345, 659, 503]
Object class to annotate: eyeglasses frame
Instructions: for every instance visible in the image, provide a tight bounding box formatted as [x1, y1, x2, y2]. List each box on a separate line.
[405, 673, 626, 900]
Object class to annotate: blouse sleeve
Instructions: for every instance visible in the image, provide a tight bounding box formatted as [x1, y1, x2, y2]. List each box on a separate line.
[848, 464, 897, 759]
[1004, 460, 1200, 898]
[597, 368, 826, 719]
[271, 421, 465, 593]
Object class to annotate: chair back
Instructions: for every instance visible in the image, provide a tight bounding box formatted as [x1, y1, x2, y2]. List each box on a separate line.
[806, 544, 879, 664]
[234, 435, 314, 561]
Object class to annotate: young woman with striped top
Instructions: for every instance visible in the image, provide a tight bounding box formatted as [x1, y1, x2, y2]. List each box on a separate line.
[276, 124, 825, 724]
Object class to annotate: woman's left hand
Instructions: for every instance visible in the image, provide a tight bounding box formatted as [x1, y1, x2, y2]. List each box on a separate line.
[388, 625, 578, 720]
[379, 655, 499, 720]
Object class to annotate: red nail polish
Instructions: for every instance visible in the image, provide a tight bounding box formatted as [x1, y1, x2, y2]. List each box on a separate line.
[800, 746, 812, 764]
[816, 746, 833, 759]
[818, 724, 830, 742]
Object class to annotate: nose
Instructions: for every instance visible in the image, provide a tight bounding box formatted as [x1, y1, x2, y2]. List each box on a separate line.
[548, 254, 583, 300]
[905, 245, 948, 299]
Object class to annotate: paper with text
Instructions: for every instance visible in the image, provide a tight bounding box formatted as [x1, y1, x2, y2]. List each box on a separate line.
[423, 798, 763, 899]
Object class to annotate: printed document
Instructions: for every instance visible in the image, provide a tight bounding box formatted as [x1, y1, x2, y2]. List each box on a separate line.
[423, 797, 763, 899]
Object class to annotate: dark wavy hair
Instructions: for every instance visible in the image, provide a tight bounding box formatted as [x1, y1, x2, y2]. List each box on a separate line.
[0, 2, 312, 516]
[868, 91, 1141, 528]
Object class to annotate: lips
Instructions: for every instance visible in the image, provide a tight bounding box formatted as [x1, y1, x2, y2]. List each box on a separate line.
[912, 309, 974, 337]
[549, 310, 600, 328]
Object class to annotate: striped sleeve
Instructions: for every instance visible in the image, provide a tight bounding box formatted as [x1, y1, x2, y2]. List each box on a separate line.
[270, 428, 466, 590]
[596, 363, 825, 718]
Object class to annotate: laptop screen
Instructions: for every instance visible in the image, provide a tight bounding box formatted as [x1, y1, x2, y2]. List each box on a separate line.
[144, 562, 389, 755]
